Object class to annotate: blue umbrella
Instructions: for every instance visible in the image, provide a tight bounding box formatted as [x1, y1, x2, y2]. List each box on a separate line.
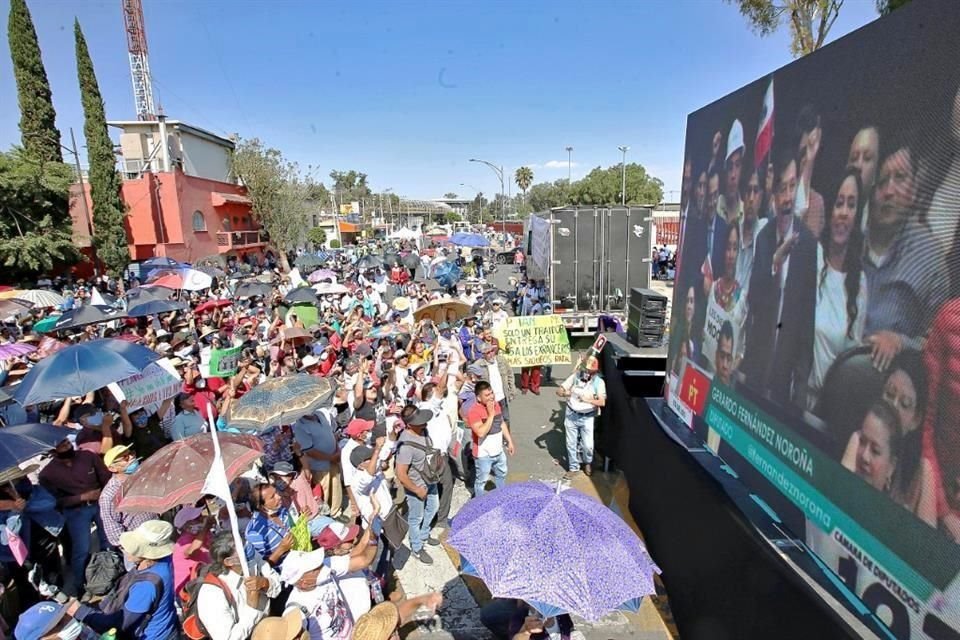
[0, 424, 76, 468]
[140, 257, 186, 269]
[448, 481, 660, 622]
[126, 299, 188, 318]
[12, 339, 161, 406]
[450, 232, 490, 248]
[433, 261, 462, 288]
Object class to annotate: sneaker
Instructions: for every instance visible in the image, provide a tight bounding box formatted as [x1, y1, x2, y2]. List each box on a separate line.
[426, 536, 441, 546]
[563, 470, 579, 480]
[584, 463, 593, 477]
[414, 549, 434, 564]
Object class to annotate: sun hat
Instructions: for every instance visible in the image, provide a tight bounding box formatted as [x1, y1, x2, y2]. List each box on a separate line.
[269, 461, 296, 477]
[404, 408, 433, 427]
[251, 608, 306, 640]
[280, 548, 327, 585]
[103, 444, 133, 467]
[299, 355, 320, 370]
[119, 520, 175, 560]
[352, 602, 401, 640]
[391, 297, 411, 312]
[173, 505, 204, 530]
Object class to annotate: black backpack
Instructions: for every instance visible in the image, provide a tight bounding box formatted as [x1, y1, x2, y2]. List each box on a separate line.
[84, 550, 126, 599]
[401, 436, 447, 485]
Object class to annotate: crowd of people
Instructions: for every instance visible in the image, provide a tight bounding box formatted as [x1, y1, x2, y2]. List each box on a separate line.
[671, 88, 960, 543]
[0, 237, 593, 640]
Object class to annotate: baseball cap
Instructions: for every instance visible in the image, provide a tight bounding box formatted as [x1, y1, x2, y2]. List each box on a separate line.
[349, 445, 375, 468]
[726, 119, 744, 161]
[466, 363, 487, 378]
[316, 522, 361, 551]
[394, 349, 407, 359]
[344, 418, 375, 438]
[103, 444, 133, 467]
[280, 548, 327, 585]
[270, 461, 296, 477]
[15, 602, 66, 640]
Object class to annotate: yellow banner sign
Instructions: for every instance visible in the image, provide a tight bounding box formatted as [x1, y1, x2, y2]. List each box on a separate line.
[497, 315, 571, 367]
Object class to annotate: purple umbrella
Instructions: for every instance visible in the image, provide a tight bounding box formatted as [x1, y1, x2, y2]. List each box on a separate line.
[448, 480, 660, 621]
[307, 269, 336, 283]
[0, 343, 36, 361]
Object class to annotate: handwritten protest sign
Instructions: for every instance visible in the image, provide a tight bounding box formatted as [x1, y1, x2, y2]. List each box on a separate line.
[107, 358, 181, 413]
[496, 315, 571, 367]
[209, 346, 242, 378]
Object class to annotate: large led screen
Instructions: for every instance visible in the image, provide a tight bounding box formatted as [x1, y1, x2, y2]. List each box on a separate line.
[666, 1, 960, 637]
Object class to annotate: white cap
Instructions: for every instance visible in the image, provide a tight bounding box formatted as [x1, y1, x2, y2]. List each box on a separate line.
[280, 548, 326, 585]
[726, 119, 744, 161]
[394, 349, 407, 359]
[300, 355, 320, 370]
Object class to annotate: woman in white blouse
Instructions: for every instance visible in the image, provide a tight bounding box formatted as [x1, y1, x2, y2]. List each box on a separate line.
[808, 168, 868, 410]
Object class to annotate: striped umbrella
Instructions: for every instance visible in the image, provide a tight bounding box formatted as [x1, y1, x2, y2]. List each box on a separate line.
[0, 290, 64, 308]
[117, 433, 263, 513]
[0, 343, 36, 361]
[227, 374, 337, 431]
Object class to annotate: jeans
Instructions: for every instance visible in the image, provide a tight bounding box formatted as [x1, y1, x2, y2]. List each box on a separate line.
[564, 408, 595, 472]
[64, 503, 108, 593]
[405, 484, 439, 553]
[474, 450, 508, 497]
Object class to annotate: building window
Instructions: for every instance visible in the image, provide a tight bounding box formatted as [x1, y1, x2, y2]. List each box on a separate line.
[192, 210, 206, 232]
[222, 218, 232, 231]
[242, 216, 250, 226]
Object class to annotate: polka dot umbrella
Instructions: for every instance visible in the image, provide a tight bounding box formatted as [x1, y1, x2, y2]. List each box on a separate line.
[117, 433, 263, 513]
[227, 374, 337, 432]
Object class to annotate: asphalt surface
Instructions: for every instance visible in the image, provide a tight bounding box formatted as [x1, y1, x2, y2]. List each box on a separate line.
[398, 263, 672, 640]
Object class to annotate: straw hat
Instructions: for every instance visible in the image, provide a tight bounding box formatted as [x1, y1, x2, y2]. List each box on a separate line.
[251, 608, 306, 640]
[391, 297, 411, 312]
[119, 520, 174, 560]
[352, 602, 400, 640]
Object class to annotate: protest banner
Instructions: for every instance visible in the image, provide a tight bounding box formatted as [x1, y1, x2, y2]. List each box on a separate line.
[208, 346, 242, 378]
[107, 358, 182, 413]
[497, 315, 571, 367]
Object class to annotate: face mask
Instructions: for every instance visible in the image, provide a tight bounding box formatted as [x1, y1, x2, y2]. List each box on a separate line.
[124, 460, 141, 475]
[86, 411, 104, 427]
[274, 479, 288, 492]
[133, 414, 149, 428]
[55, 448, 76, 460]
[579, 371, 592, 382]
[57, 620, 84, 640]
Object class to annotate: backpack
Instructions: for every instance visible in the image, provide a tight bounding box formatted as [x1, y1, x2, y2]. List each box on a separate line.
[401, 436, 447, 485]
[181, 572, 237, 640]
[84, 550, 126, 598]
[99, 570, 164, 637]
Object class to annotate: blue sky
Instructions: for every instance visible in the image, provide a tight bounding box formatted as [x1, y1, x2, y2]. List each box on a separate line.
[0, 0, 880, 201]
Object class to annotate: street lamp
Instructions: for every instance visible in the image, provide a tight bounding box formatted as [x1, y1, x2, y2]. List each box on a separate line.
[469, 158, 505, 239]
[618, 145, 630, 206]
[565, 146, 573, 184]
[460, 183, 481, 223]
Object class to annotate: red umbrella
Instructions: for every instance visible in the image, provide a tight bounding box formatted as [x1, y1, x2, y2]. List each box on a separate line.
[146, 274, 184, 290]
[194, 299, 232, 314]
[117, 433, 263, 513]
[115, 333, 144, 344]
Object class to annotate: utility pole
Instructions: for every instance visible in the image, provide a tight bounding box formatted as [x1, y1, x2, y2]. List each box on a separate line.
[565, 146, 573, 183]
[618, 145, 629, 206]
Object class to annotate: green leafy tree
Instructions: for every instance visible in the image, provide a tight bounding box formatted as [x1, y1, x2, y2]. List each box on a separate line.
[0, 148, 80, 274]
[306, 226, 327, 247]
[571, 163, 663, 206]
[231, 138, 312, 272]
[75, 19, 128, 275]
[8, 0, 61, 163]
[876, 0, 910, 15]
[443, 192, 458, 199]
[329, 170, 372, 216]
[527, 179, 572, 211]
[725, 0, 844, 57]
[328, 238, 341, 249]
[514, 166, 534, 199]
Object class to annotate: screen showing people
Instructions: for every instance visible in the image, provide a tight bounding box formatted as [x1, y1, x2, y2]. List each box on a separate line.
[666, 2, 960, 637]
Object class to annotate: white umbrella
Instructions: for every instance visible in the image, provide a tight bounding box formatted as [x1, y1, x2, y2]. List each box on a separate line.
[312, 282, 350, 295]
[12, 290, 65, 308]
[179, 269, 214, 291]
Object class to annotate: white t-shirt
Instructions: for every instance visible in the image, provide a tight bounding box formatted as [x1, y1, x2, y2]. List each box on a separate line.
[340, 438, 361, 489]
[420, 396, 452, 455]
[561, 373, 606, 414]
[700, 279, 747, 374]
[808, 244, 868, 401]
[352, 468, 392, 524]
[287, 555, 353, 640]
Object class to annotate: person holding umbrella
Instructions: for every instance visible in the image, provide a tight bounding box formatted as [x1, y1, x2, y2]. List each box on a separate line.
[39, 438, 111, 596]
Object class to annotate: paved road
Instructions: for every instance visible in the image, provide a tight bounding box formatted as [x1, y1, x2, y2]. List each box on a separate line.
[398, 265, 672, 639]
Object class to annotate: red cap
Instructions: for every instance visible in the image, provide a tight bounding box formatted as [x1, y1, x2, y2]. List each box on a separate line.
[344, 418, 375, 438]
[315, 522, 360, 550]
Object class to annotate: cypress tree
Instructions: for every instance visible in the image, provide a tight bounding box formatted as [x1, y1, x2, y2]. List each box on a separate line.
[8, 0, 62, 163]
[75, 19, 129, 275]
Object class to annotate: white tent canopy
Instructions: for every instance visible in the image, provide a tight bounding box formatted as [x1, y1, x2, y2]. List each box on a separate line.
[388, 227, 421, 240]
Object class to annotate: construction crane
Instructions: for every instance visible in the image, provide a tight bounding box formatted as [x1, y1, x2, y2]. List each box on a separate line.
[121, 0, 155, 120]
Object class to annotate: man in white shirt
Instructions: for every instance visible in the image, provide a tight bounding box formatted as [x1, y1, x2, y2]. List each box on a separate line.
[417, 377, 454, 529]
[480, 342, 509, 423]
[557, 356, 605, 477]
[483, 299, 509, 333]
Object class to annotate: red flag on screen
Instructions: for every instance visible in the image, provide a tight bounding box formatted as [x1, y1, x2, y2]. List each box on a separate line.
[680, 365, 710, 416]
[755, 78, 774, 169]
